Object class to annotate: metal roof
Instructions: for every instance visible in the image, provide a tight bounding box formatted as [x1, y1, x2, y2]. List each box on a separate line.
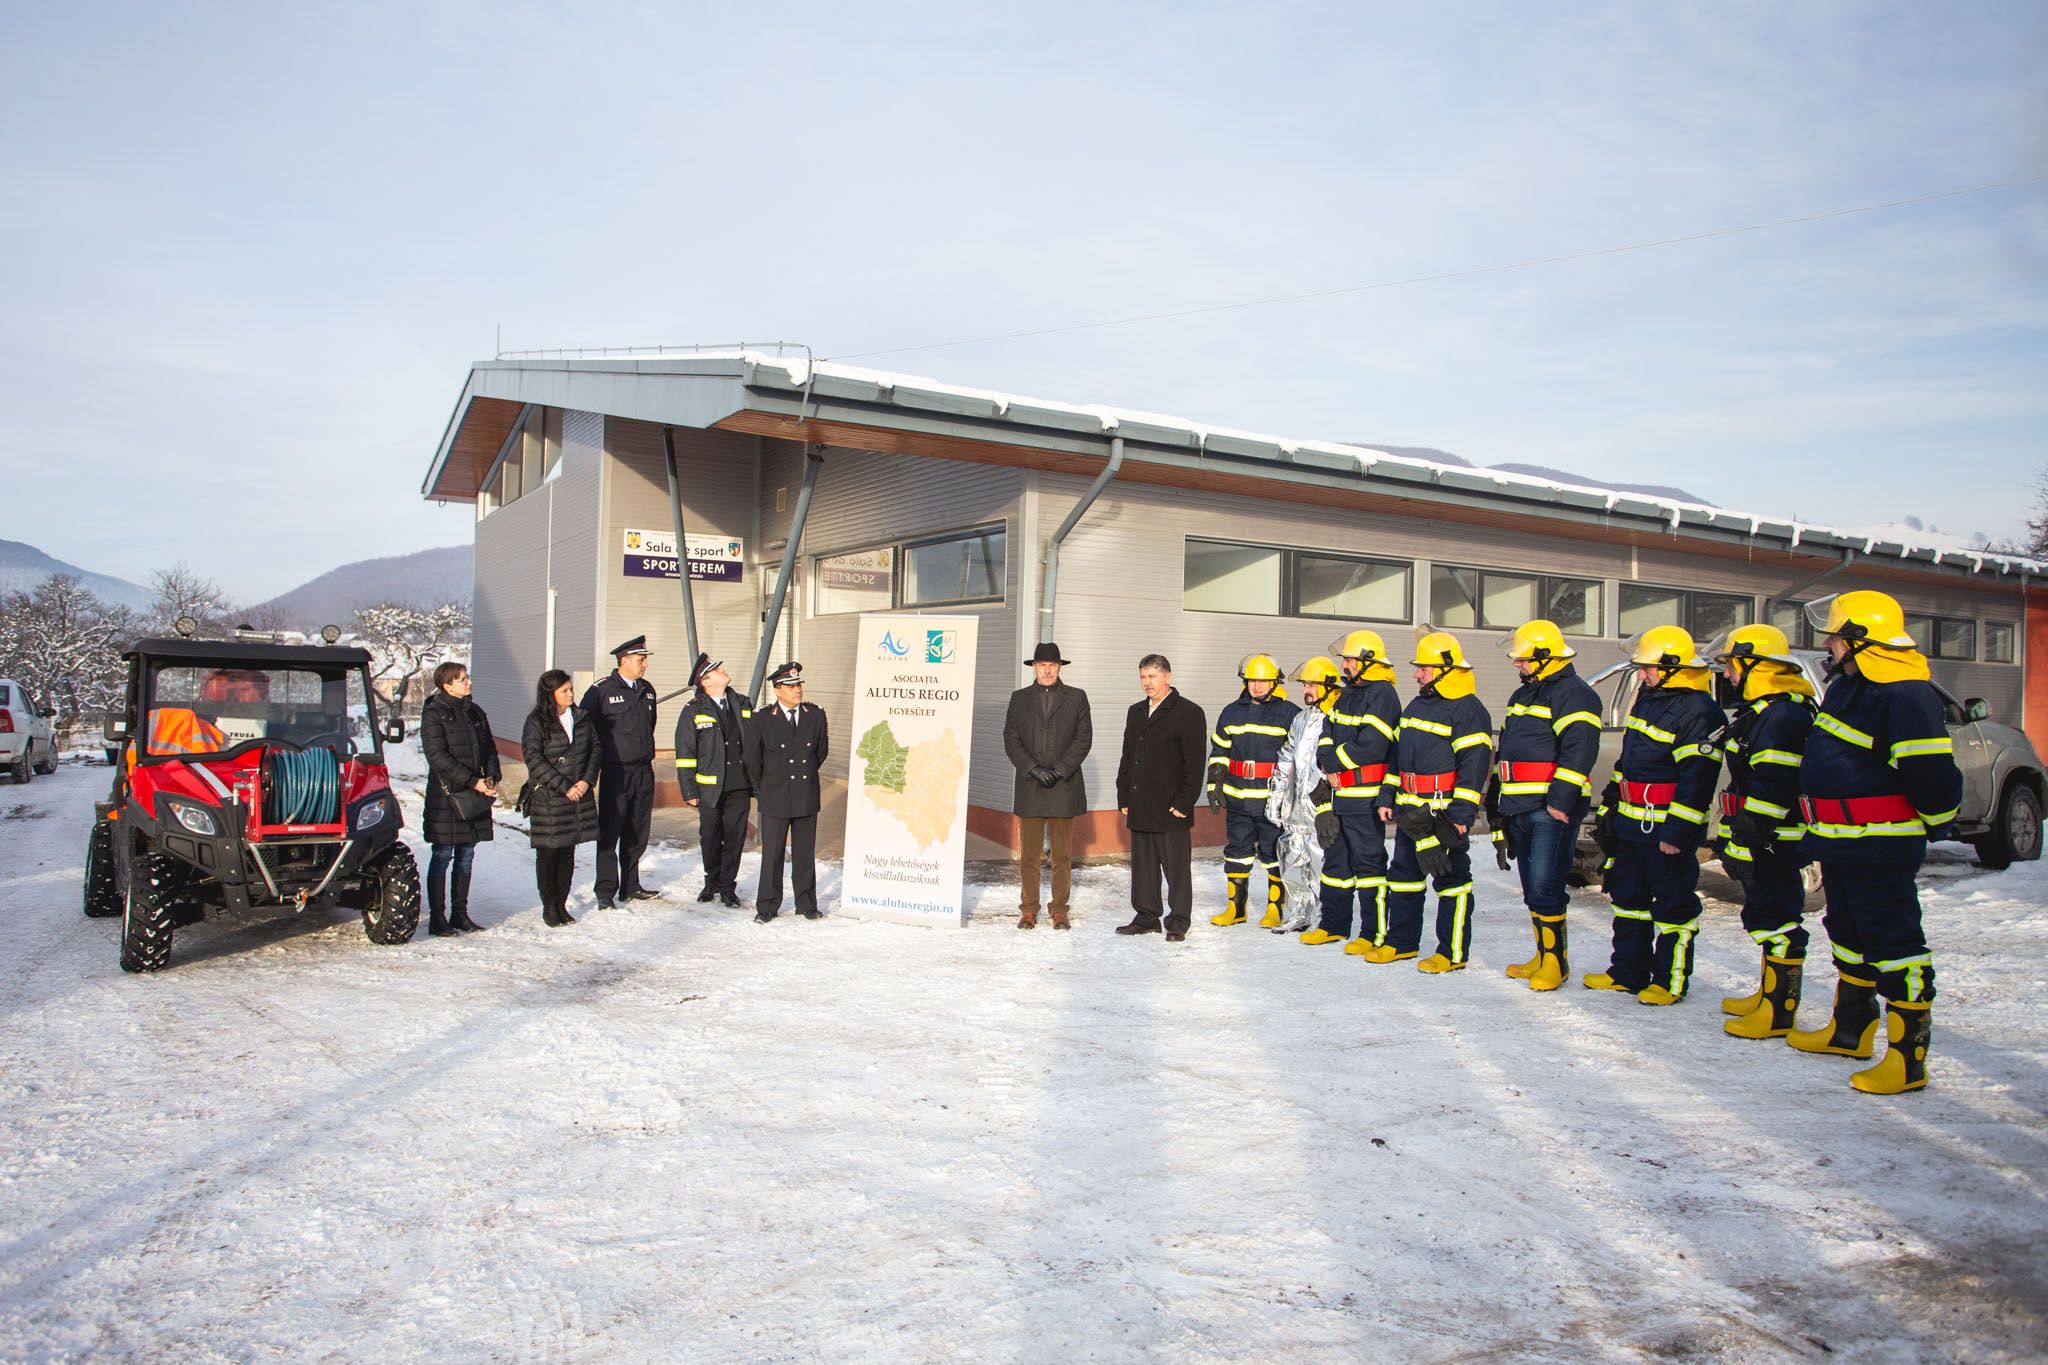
[421, 349, 2044, 585]
[124, 638, 375, 669]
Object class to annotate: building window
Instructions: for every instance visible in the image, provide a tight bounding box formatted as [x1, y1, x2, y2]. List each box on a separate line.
[814, 547, 896, 616]
[1184, 540, 1283, 615]
[1619, 584, 1753, 640]
[1768, 601, 1815, 649]
[904, 526, 1005, 607]
[1294, 552, 1411, 622]
[1433, 565, 1602, 634]
[477, 407, 556, 518]
[1985, 621, 2016, 663]
[1905, 614, 1977, 660]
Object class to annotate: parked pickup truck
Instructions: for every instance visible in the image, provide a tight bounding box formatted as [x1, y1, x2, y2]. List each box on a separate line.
[1573, 652, 2044, 881]
[0, 679, 59, 784]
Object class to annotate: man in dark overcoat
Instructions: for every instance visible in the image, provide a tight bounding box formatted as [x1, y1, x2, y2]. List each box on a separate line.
[1003, 641, 1092, 930]
[581, 635, 662, 908]
[743, 661, 828, 922]
[1115, 653, 1209, 941]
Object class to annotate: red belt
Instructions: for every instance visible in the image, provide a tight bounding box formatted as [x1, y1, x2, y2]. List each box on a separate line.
[1330, 764, 1387, 789]
[1802, 794, 1917, 825]
[1623, 781, 1678, 805]
[1719, 792, 1745, 817]
[1402, 771, 1456, 796]
[1499, 761, 1556, 783]
[1227, 760, 1276, 779]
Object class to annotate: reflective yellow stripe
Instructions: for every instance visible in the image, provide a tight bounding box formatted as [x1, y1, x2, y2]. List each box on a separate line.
[1402, 717, 1453, 736]
[1724, 843, 1753, 861]
[1554, 766, 1591, 793]
[1499, 781, 1550, 796]
[1220, 784, 1272, 799]
[693, 716, 717, 728]
[1385, 878, 1428, 893]
[1364, 714, 1397, 740]
[1553, 710, 1599, 734]
[1225, 723, 1290, 737]
[1506, 703, 1552, 719]
[1743, 796, 1790, 818]
[1890, 737, 1953, 761]
[1612, 906, 1652, 921]
[1452, 732, 1491, 752]
[675, 757, 698, 768]
[1210, 732, 1229, 748]
[695, 774, 720, 785]
[1809, 821, 1925, 838]
[1666, 802, 1706, 825]
[1328, 709, 1369, 724]
[1750, 749, 1801, 767]
[1874, 952, 1933, 971]
[1919, 806, 1959, 827]
[1672, 743, 1718, 761]
[1626, 716, 1676, 743]
[1453, 786, 1485, 805]
[1814, 713, 1874, 748]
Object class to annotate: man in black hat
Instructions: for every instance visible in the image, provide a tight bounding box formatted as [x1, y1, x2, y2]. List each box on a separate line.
[743, 661, 828, 922]
[1002, 642, 1092, 930]
[675, 652, 754, 908]
[580, 635, 662, 907]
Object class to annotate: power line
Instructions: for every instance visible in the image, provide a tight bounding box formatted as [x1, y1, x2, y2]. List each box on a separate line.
[829, 174, 2048, 362]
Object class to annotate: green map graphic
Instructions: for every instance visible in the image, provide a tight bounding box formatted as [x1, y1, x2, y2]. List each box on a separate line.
[856, 721, 909, 792]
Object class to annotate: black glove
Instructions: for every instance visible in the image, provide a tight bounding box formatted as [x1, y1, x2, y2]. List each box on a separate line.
[1433, 811, 1470, 853]
[1207, 779, 1225, 809]
[1415, 837, 1454, 881]
[1310, 779, 1333, 807]
[1925, 822, 1956, 844]
[1727, 809, 1776, 856]
[1314, 808, 1340, 846]
[1394, 804, 1436, 844]
[1494, 820, 1518, 871]
[1025, 765, 1056, 788]
[1592, 784, 1620, 857]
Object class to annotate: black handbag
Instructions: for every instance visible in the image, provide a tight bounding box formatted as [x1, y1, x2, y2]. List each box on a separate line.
[441, 777, 492, 821]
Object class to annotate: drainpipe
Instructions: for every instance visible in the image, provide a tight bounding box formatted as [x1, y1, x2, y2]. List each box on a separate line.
[751, 445, 824, 697]
[1764, 547, 1855, 623]
[662, 426, 701, 663]
[1038, 436, 1124, 643]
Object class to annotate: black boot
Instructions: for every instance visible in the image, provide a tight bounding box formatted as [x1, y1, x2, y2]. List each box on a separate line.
[448, 865, 483, 932]
[427, 865, 456, 937]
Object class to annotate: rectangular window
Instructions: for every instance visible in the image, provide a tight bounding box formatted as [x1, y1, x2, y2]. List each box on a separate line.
[1295, 553, 1410, 622]
[1431, 565, 1600, 633]
[814, 547, 895, 615]
[541, 407, 563, 483]
[1932, 617, 1977, 660]
[1904, 615, 1936, 651]
[904, 527, 1005, 607]
[519, 415, 544, 494]
[1768, 601, 1813, 649]
[1184, 540, 1283, 615]
[1621, 583, 1752, 641]
[1985, 621, 2016, 664]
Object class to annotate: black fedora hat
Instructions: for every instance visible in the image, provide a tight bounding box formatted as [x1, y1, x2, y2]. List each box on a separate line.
[1024, 642, 1072, 666]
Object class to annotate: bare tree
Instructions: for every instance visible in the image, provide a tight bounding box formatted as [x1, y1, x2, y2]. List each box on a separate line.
[2017, 468, 2048, 558]
[0, 574, 135, 730]
[147, 561, 233, 635]
[351, 601, 472, 714]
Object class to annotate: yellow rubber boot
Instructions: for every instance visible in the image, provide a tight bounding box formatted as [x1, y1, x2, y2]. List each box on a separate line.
[1637, 985, 1683, 1006]
[1526, 914, 1568, 992]
[1343, 937, 1374, 956]
[1787, 973, 1881, 1058]
[1721, 951, 1769, 1017]
[1211, 875, 1249, 927]
[1259, 879, 1283, 929]
[1504, 913, 1544, 980]
[1725, 956, 1803, 1039]
[1851, 1002, 1930, 1094]
[1299, 927, 1347, 945]
[1361, 944, 1417, 964]
[1582, 973, 1634, 993]
[1417, 953, 1464, 974]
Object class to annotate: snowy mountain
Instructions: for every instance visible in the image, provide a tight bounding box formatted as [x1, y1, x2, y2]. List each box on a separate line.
[249, 545, 472, 630]
[0, 539, 151, 611]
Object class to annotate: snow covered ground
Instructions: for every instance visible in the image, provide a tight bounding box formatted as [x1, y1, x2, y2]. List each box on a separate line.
[3, 748, 2046, 1362]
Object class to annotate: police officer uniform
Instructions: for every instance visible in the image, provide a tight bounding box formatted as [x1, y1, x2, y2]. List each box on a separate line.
[1587, 627, 1722, 1003]
[1312, 631, 1403, 948]
[744, 661, 829, 921]
[581, 636, 661, 906]
[1791, 591, 1962, 1094]
[1206, 654, 1300, 929]
[676, 652, 754, 907]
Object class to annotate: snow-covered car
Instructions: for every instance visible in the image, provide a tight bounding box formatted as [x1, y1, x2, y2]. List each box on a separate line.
[1574, 651, 2044, 879]
[0, 678, 59, 784]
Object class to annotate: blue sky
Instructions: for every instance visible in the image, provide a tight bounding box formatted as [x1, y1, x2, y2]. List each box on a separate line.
[3, 1, 2043, 600]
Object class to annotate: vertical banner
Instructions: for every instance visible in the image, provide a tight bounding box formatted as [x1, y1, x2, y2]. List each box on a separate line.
[841, 614, 979, 927]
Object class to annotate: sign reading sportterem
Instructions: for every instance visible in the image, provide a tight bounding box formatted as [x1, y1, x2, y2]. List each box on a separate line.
[841, 614, 978, 928]
[621, 528, 744, 582]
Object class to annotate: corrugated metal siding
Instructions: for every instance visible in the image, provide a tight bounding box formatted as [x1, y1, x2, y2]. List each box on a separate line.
[599, 420, 760, 701]
[551, 410, 603, 674]
[471, 484, 554, 738]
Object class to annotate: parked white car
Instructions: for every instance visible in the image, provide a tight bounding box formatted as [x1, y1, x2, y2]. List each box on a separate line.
[0, 679, 59, 784]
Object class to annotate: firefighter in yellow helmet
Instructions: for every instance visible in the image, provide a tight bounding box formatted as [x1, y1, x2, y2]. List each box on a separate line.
[1493, 620, 1603, 991]
[1369, 630, 1494, 971]
[1791, 591, 1962, 1094]
[1309, 630, 1403, 949]
[1585, 626, 1723, 1004]
[1708, 624, 1817, 1040]
[1206, 653, 1300, 927]
[1265, 656, 1342, 933]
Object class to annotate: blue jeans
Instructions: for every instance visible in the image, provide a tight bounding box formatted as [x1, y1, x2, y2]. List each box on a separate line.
[1507, 808, 1580, 917]
[427, 843, 475, 908]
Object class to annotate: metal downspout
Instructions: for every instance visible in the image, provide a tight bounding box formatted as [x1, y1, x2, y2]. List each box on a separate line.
[1038, 436, 1124, 643]
[751, 445, 824, 697]
[1764, 547, 1855, 622]
[662, 426, 702, 664]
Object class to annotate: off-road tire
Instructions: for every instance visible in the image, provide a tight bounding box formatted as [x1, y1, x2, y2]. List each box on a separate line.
[83, 821, 121, 917]
[1974, 781, 2043, 871]
[119, 844, 178, 972]
[362, 843, 422, 944]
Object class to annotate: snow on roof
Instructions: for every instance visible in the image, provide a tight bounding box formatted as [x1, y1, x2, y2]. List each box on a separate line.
[492, 348, 2048, 579]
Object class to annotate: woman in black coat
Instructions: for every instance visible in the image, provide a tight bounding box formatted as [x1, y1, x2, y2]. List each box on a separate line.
[521, 669, 600, 927]
[420, 662, 499, 936]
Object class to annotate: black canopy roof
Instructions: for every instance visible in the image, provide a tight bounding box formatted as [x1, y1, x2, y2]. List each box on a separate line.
[122, 637, 375, 669]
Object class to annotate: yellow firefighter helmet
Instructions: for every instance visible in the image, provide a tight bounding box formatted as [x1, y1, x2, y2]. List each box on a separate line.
[1329, 629, 1389, 665]
[1806, 590, 1915, 649]
[1624, 625, 1705, 669]
[1294, 655, 1342, 689]
[1238, 652, 1284, 683]
[1708, 623, 1798, 669]
[1411, 629, 1470, 670]
[1502, 619, 1576, 665]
